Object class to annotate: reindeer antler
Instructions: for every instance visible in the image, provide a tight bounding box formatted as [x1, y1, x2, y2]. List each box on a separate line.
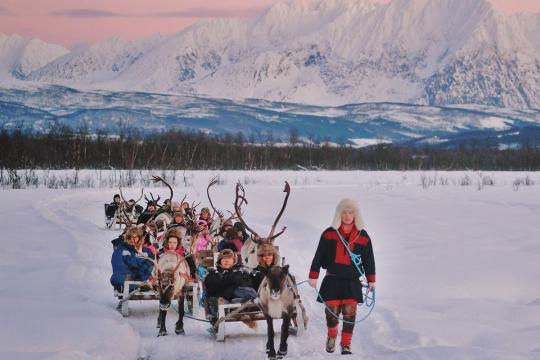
[134, 188, 144, 203]
[144, 192, 161, 207]
[172, 253, 191, 274]
[207, 176, 224, 218]
[234, 182, 261, 240]
[234, 181, 290, 242]
[138, 250, 161, 274]
[151, 175, 173, 204]
[120, 187, 145, 204]
[268, 181, 290, 239]
[191, 200, 200, 212]
[179, 194, 187, 208]
[120, 207, 134, 228]
[119, 187, 128, 204]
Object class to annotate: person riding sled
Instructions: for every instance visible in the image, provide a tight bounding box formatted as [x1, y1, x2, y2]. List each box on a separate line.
[110, 226, 155, 293]
[105, 193, 121, 226]
[308, 198, 376, 355]
[203, 249, 257, 327]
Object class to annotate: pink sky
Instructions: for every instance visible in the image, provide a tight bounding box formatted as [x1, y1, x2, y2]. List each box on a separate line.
[1, 0, 539, 47]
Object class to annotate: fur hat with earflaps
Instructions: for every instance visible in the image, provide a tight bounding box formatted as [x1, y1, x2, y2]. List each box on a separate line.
[217, 249, 237, 266]
[123, 226, 144, 242]
[331, 198, 365, 230]
[257, 242, 279, 266]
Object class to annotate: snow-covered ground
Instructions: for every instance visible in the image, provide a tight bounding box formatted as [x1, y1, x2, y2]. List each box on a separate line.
[1, 171, 539, 359]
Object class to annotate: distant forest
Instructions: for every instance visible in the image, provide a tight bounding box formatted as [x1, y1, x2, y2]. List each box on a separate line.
[1, 127, 540, 171]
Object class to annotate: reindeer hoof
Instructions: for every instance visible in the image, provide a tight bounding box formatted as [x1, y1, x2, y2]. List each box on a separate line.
[277, 345, 288, 358]
[175, 323, 185, 335]
[267, 353, 277, 360]
[157, 329, 168, 337]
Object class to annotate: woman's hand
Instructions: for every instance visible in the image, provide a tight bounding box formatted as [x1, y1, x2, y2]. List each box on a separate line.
[368, 282, 376, 292]
[308, 278, 317, 288]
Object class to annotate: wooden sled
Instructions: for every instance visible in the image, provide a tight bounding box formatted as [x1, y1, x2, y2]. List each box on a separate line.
[211, 250, 307, 341]
[114, 280, 200, 318]
[214, 297, 306, 341]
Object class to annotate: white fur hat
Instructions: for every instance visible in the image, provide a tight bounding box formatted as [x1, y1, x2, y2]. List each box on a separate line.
[331, 198, 364, 230]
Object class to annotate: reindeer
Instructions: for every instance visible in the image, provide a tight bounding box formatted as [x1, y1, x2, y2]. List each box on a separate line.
[235, 181, 290, 271]
[144, 251, 193, 336]
[234, 181, 304, 359]
[206, 176, 242, 239]
[259, 265, 297, 359]
[151, 176, 175, 232]
[118, 187, 144, 226]
[234, 182, 296, 359]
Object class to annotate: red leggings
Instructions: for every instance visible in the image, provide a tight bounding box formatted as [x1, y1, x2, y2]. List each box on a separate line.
[325, 300, 357, 346]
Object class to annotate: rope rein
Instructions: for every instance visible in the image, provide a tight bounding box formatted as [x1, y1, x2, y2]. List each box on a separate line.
[309, 228, 376, 323]
[148, 228, 376, 326]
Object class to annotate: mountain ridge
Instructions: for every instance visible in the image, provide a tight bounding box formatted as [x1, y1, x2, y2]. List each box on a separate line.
[2, 0, 540, 109]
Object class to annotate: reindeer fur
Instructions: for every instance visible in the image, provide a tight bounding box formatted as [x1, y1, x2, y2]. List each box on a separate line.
[258, 265, 295, 359]
[155, 252, 191, 336]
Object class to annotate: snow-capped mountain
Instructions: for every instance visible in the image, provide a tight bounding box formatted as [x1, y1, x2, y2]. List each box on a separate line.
[14, 0, 539, 109]
[0, 34, 69, 80]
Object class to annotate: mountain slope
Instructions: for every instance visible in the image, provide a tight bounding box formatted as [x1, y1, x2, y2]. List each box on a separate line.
[1, 85, 539, 148]
[8, 0, 540, 108]
[0, 34, 69, 79]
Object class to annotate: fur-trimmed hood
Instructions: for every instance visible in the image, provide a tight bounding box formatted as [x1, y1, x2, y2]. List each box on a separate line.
[331, 198, 364, 230]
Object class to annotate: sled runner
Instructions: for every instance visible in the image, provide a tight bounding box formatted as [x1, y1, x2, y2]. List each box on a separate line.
[115, 280, 200, 317]
[213, 296, 306, 341]
[105, 204, 123, 230]
[211, 251, 307, 342]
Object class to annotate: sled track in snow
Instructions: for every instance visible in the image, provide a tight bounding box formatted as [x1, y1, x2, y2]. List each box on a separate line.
[33, 190, 413, 359]
[21, 181, 540, 359]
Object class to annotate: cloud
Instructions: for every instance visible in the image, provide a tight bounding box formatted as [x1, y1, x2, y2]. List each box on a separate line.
[154, 7, 268, 18]
[48, 6, 269, 20]
[49, 9, 124, 18]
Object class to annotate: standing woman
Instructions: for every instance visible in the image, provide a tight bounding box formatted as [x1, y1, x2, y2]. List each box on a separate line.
[308, 198, 376, 355]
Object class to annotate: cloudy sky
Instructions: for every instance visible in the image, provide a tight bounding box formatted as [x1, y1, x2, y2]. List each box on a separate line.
[1, 0, 539, 47]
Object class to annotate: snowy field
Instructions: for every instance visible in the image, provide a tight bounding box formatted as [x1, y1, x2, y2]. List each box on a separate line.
[1, 171, 539, 360]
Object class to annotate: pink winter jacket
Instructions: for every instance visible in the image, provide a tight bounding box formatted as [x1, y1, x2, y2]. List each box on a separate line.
[195, 233, 213, 252]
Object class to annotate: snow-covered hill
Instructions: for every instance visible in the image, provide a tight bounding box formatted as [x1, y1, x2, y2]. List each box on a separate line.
[0, 34, 68, 80]
[11, 0, 539, 108]
[1, 85, 539, 147]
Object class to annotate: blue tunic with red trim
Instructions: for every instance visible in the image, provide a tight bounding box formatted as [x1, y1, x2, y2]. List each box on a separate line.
[308, 226, 376, 303]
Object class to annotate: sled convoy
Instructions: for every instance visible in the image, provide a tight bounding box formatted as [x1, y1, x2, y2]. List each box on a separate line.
[106, 176, 308, 357]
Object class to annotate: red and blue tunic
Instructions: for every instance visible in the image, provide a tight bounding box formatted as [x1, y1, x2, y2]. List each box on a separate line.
[309, 225, 376, 304]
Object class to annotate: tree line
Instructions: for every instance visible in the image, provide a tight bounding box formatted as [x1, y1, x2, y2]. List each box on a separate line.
[1, 127, 540, 170]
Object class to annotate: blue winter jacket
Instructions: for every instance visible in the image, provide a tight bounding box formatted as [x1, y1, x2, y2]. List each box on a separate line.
[110, 241, 154, 287]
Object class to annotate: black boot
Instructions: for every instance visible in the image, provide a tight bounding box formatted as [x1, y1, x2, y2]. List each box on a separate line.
[341, 345, 352, 355]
